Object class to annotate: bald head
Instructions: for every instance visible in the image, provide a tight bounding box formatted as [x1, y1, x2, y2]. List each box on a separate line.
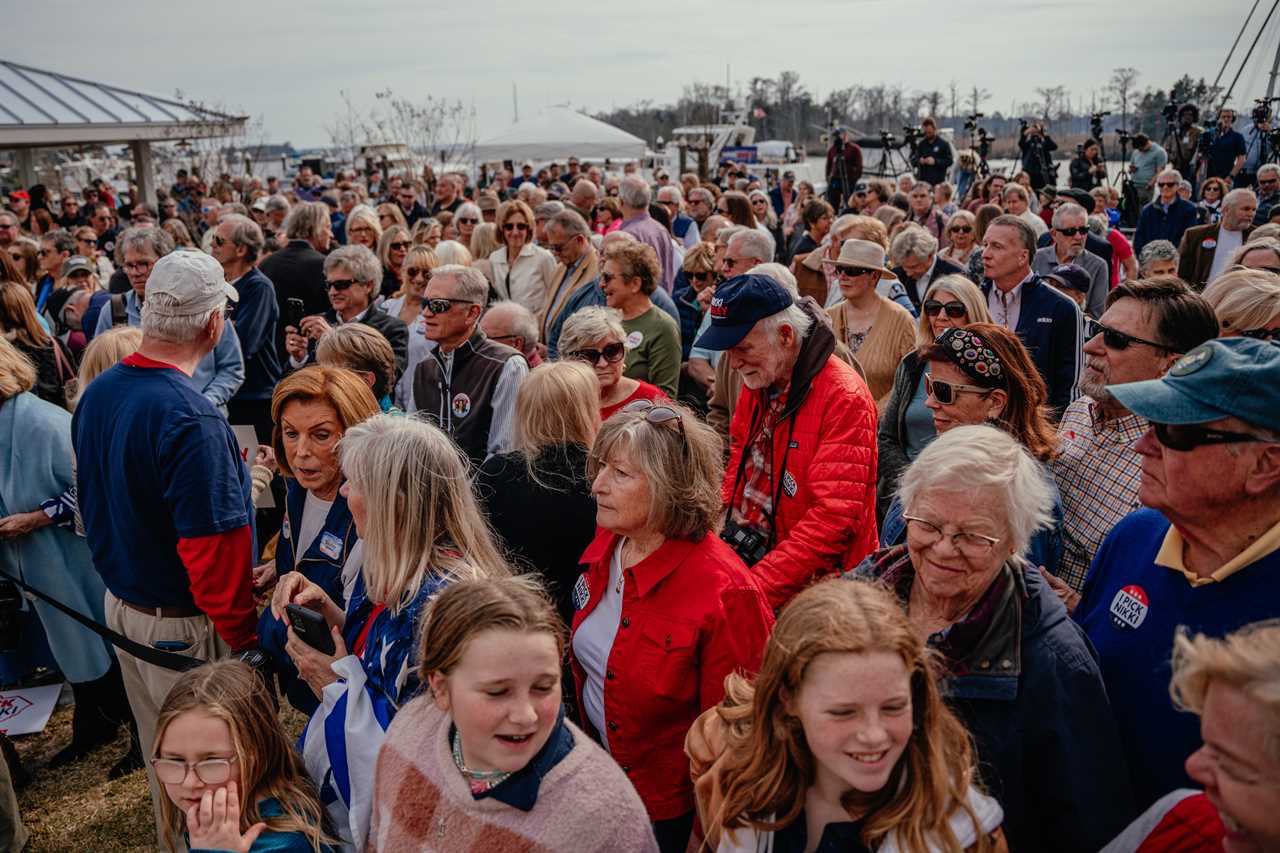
[571, 179, 599, 211]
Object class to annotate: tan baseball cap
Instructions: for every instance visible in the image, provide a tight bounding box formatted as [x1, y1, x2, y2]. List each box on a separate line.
[144, 250, 238, 317]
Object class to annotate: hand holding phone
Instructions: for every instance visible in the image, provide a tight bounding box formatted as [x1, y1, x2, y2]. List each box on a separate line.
[285, 604, 336, 655]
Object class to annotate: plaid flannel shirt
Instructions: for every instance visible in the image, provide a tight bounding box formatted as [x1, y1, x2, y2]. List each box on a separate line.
[729, 390, 789, 541]
[1051, 396, 1147, 591]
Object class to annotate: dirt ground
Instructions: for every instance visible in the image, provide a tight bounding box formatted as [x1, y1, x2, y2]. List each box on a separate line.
[13, 701, 308, 851]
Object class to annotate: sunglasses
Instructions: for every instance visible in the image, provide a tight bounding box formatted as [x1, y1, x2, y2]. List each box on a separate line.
[1157, 182, 1179, 188]
[1152, 422, 1271, 453]
[1086, 319, 1169, 351]
[835, 266, 875, 279]
[458, 217, 479, 224]
[211, 235, 228, 247]
[389, 241, 412, 250]
[1055, 226, 1089, 237]
[151, 756, 238, 785]
[568, 341, 626, 365]
[923, 300, 967, 319]
[924, 373, 992, 405]
[327, 278, 357, 291]
[425, 297, 476, 314]
[686, 270, 714, 282]
[502, 222, 529, 232]
[405, 267, 430, 279]
[949, 225, 973, 234]
[622, 398, 685, 441]
[1240, 326, 1280, 340]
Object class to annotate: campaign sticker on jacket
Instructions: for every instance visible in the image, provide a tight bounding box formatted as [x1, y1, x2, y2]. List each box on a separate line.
[572, 574, 590, 611]
[281, 516, 291, 540]
[318, 532, 342, 560]
[782, 470, 798, 498]
[624, 330, 644, 350]
[451, 392, 472, 418]
[1109, 584, 1149, 631]
[1201, 238, 1217, 249]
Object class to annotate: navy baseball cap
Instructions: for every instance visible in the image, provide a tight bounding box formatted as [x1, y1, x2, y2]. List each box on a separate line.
[693, 274, 794, 351]
[1043, 263, 1091, 294]
[1107, 338, 1280, 431]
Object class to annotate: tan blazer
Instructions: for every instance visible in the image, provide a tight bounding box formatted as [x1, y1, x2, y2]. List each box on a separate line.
[539, 247, 601, 341]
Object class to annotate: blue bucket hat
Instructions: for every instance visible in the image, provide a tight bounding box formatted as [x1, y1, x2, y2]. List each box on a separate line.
[1107, 338, 1280, 431]
[693, 274, 794, 351]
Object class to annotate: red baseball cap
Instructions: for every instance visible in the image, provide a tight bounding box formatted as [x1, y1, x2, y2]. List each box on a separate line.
[8, 190, 29, 202]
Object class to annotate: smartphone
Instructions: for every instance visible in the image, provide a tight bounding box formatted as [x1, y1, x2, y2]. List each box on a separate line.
[285, 604, 336, 655]
[285, 297, 306, 332]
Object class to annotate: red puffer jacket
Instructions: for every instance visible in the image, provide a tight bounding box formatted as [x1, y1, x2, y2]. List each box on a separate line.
[570, 529, 773, 821]
[723, 301, 879, 609]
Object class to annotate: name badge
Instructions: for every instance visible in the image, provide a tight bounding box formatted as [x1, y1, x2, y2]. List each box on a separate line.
[573, 574, 591, 610]
[318, 532, 343, 560]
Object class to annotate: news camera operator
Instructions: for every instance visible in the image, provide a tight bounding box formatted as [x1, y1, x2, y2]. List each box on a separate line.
[1019, 120, 1059, 190]
[825, 127, 863, 210]
[1162, 102, 1203, 181]
[909, 117, 953, 186]
[1070, 138, 1108, 191]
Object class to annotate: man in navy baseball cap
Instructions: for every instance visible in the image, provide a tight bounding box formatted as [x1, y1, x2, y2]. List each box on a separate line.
[1074, 336, 1280, 810]
[693, 273, 794, 354]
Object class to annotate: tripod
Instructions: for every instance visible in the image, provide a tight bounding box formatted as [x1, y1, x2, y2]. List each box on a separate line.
[1111, 133, 1141, 228]
[873, 135, 914, 179]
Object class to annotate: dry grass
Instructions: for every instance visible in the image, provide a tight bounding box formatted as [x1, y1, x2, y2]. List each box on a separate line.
[13, 700, 310, 851]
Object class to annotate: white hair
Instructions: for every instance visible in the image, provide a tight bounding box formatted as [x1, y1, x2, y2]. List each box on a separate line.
[749, 262, 798, 295]
[657, 185, 683, 204]
[619, 175, 652, 210]
[1258, 164, 1280, 180]
[559, 305, 626, 355]
[1159, 168, 1183, 183]
[140, 295, 220, 345]
[1052, 202, 1088, 229]
[760, 303, 814, 343]
[890, 226, 938, 263]
[485, 300, 539, 346]
[898, 424, 1055, 559]
[433, 240, 473, 266]
[727, 228, 772, 263]
[324, 243, 381, 284]
[432, 263, 488, 304]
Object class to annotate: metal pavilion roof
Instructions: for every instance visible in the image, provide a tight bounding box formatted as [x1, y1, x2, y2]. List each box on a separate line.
[0, 60, 247, 147]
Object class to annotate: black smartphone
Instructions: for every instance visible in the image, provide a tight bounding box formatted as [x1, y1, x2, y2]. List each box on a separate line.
[285, 297, 306, 331]
[285, 604, 336, 655]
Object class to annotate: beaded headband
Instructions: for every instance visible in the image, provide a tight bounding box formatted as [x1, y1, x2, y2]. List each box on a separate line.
[937, 328, 1005, 386]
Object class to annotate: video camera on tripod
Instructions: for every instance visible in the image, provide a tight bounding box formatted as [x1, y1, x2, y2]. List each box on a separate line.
[901, 125, 924, 154]
[1251, 97, 1279, 126]
[1090, 111, 1111, 143]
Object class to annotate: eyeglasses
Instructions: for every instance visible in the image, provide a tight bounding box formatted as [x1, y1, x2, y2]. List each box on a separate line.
[502, 222, 530, 232]
[622, 398, 686, 442]
[424, 297, 476, 314]
[151, 756, 238, 785]
[123, 261, 154, 273]
[1054, 226, 1089, 237]
[924, 374, 993, 405]
[389, 241, 412, 251]
[923, 299, 967, 319]
[405, 267, 430, 279]
[901, 515, 1001, 558]
[568, 341, 626, 364]
[835, 265, 875, 279]
[1240, 326, 1280, 340]
[327, 278, 357, 291]
[949, 225, 973, 234]
[601, 271, 630, 284]
[458, 217, 479, 224]
[1152, 422, 1272, 453]
[1086, 319, 1170, 352]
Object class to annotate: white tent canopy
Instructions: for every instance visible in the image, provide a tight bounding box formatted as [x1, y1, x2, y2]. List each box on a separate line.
[473, 106, 645, 164]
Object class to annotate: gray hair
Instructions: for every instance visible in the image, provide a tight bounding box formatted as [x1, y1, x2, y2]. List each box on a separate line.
[1087, 214, 1109, 237]
[323, 244, 381, 284]
[1002, 183, 1029, 203]
[1138, 240, 1179, 274]
[1052, 202, 1088, 228]
[1159, 168, 1184, 183]
[760, 303, 814, 343]
[118, 224, 175, 260]
[485, 300, 539, 346]
[559, 305, 626, 355]
[534, 201, 565, 219]
[42, 228, 76, 256]
[727, 228, 773, 264]
[1258, 163, 1280, 180]
[688, 187, 714, 206]
[285, 201, 330, 241]
[898, 423, 1055, 560]
[890, 226, 939, 263]
[657, 185, 683, 204]
[749, 262, 798, 295]
[1223, 188, 1258, 213]
[548, 209, 591, 239]
[431, 263, 489, 305]
[264, 194, 291, 215]
[619, 175, 652, 209]
[1179, 180, 1193, 194]
[715, 224, 746, 248]
[455, 202, 481, 222]
[219, 214, 263, 262]
[1202, 267, 1280, 332]
[1231, 237, 1280, 267]
[433, 240, 473, 266]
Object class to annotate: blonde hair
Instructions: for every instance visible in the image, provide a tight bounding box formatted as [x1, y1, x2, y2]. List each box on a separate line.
[154, 660, 332, 853]
[433, 240, 473, 267]
[558, 305, 625, 357]
[514, 361, 600, 458]
[834, 214, 890, 250]
[391, 245, 439, 299]
[418, 575, 566, 686]
[344, 205, 383, 248]
[713, 579, 993, 853]
[587, 402, 724, 540]
[270, 367, 381, 480]
[1171, 620, 1280, 760]
[315, 324, 397, 401]
[337, 415, 509, 612]
[914, 275, 994, 348]
[1202, 267, 1280, 333]
[470, 223, 501, 261]
[375, 203, 408, 231]
[72, 325, 142, 407]
[0, 336, 35, 401]
[377, 224, 411, 270]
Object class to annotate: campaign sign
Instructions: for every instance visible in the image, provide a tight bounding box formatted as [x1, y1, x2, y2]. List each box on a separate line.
[231, 424, 275, 509]
[0, 683, 61, 736]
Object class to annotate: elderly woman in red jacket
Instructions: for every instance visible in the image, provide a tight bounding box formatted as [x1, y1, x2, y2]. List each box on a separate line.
[571, 399, 773, 853]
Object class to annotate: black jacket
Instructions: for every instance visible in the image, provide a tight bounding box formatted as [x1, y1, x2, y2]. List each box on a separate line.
[980, 274, 1082, 417]
[875, 350, 926, 522]
[890, 255, 966, 310]
[910, 135, 953, 186]
[1069, 154, 1103, 190]
[325, 307, 409, 380]
[475, 443, 597, 628]
[259, 239, 328, 359]
[1017, 130, 1058, 189]
[229, 267, 281, 402]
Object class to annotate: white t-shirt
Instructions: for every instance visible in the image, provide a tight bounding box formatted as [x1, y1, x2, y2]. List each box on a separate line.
[572, 540, 626, 749]
[295, 490, 334, 561]
[1208, 227, 1244, 284]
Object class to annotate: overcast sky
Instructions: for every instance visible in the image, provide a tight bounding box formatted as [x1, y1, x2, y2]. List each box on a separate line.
[8, 0, 1276, 149]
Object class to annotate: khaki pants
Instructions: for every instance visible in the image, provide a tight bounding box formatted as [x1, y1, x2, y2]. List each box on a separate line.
[104, 591, 228, 852]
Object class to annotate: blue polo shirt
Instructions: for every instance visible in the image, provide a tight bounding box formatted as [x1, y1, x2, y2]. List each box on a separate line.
[1075, 508, 1280, 809]
[72, 356, 252, 609]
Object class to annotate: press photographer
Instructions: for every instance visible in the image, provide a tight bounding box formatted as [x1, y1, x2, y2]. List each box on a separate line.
[824, 127, 863, 209]
[1200, 107, 1247, 184]
[1070, 138, 1107, 190]
[1018, 120, 1059, 190]
[909, 117, 953, 186]
[1162, 100, 1203, 180]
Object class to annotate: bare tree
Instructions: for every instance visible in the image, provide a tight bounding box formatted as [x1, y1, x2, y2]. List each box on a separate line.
[948, 80, 960, 122]
[1108, 67, 1141, 130]
[967, 85, 992, 117]
[1034, 86, 1068, 121]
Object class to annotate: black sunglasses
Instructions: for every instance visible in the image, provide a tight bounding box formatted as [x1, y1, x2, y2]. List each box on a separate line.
[835, 265, 875, 279]
[568, 341, 626, 365]
[1152, 422, 1270, 453]
[686, 271, 714, 282]
[458, 217, 479, 224]
[425, 297, 476, 314]
[1240, 327, 1280, 340]
[389, 241, 412, 250]
[1055, 226, 1089, 237]
[502, 222, 529, 232]
[950, 225, 974, 234]
[923, 299, 967, 319]
[1086, 319, 1169, 352]
[327, 278, 357, 291]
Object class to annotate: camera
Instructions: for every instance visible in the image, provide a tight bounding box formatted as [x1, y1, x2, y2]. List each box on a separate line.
[1090, 111, 1110, 139]
[878, 129, 900, 148]
[721, 518, 771, 567]
[964, 112, 985, 132]
[1253, 97, 1279, 126]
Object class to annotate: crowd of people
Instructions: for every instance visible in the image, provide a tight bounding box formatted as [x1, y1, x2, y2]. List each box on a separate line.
[0, 119, 1278, 852]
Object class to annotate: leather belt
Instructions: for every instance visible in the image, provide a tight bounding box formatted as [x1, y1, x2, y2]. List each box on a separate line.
[120, 599, 203, 619]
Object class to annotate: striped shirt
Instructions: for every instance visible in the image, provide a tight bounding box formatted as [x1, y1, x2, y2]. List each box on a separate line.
[1051, 396, 1147, 591]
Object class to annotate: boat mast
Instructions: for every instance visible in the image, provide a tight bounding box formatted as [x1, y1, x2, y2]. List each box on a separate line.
[1268, 26, 1280, 100]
